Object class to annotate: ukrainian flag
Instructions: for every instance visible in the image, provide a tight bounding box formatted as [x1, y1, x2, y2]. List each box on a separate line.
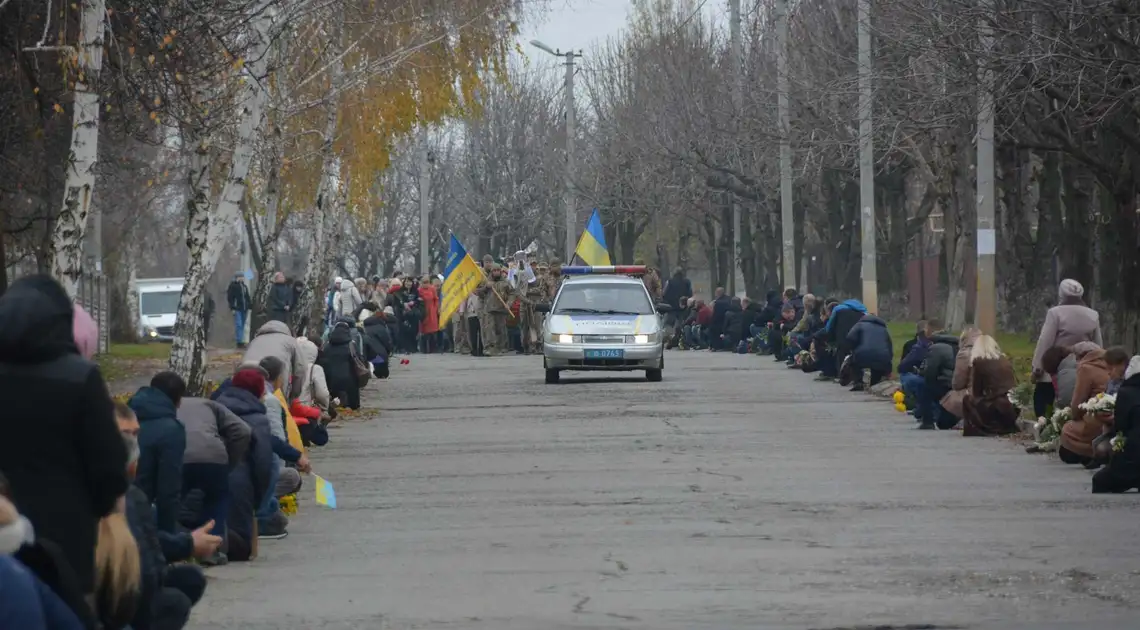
[574, 209, 612, 266]
[314, 474, 337, 509]
[439, 235, 483, 324]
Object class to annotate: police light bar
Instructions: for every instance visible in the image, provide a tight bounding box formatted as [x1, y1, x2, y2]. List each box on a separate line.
[560, 265, 647, 275]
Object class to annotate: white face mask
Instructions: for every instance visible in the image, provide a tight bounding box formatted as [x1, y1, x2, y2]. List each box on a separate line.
[0, 516, 35, 554]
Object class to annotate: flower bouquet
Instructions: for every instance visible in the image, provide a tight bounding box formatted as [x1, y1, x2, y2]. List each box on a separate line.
[1007, 381, 1035, 417]
[1078, 392, 1116, 415]
[279, 493, 298, 516]
[795, 350, 810, 367]
[1033, 406, 1072, 449]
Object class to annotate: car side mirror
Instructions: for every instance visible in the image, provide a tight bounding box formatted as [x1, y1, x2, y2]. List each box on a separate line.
[534, 303, 551, 313]
[655, 302, 671, 313]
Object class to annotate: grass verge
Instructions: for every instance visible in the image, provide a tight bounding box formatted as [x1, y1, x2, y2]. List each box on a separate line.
[886, 321, 1035, 381]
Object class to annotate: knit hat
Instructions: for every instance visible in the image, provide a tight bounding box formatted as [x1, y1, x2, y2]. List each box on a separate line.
[389, 279, 402, 289]
[1058, 278, 1084, 300]
[231, 369, 266, 398]
[1126, 356, 1140, 381]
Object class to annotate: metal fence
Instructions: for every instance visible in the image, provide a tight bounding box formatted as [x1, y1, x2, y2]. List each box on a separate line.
[75, 271, 110, 355]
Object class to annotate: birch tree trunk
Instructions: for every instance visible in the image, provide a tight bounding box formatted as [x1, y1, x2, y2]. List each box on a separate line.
[125, 239, 141, 341]
[169, 6, 276, 392]
[251, 126, 285, 331]
[299, 4, 345, 334]
[50, 0, 106, 298]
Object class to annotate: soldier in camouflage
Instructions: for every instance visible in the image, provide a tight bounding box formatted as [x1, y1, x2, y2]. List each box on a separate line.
[519, 260, 548, 353]
[476, 264, 525, 356]
[637, 258, 663, 301]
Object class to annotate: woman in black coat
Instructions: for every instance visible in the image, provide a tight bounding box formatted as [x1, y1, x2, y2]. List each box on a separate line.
[1092, 363, 1140, 493]
[0, 275, 128, 598]
[319, 322, 361, 409]
[362, 313, 394, 379]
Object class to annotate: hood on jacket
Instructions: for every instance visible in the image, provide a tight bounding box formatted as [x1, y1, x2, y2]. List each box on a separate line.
[128, 386, 178, 422]
[839, 299, 867, 312]
[255, 320, 291, 338]
[1125, 355, 1140, 381]
[0, 275, 79, 363]
[363, 313, 389, 328]
[328, 324, 353, 345]
[1072, 340, 1101, 359]
[296, 336, 319, 368]
[930, 333, 960, 346]
[1079, 348, 1108, 370]
[214, 385, 267, 417]
[859, 314, 887, 327]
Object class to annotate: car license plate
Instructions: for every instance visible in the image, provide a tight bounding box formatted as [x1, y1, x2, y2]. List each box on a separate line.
[584, 348, 624, 359]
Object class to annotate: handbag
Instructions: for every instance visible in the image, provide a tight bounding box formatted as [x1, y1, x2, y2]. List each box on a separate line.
[349, 343, 371, 387]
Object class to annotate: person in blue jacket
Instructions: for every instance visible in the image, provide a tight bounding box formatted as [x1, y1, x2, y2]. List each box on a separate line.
[129, 372, 188, 535]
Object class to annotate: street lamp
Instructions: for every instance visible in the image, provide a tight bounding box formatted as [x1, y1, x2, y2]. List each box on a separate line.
[530, 39, 582, 263]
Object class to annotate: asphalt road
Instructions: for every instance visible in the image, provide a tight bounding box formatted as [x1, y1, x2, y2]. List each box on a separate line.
[189, 350, 1140, 630]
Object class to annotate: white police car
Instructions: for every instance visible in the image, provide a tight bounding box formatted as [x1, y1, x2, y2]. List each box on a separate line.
[535, 266, 669, 384]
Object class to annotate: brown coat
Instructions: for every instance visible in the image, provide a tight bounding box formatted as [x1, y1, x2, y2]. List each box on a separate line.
[962, 355, 1020, 436]
[939, 329, 981, 419]
[1060, 348, 1113, 457]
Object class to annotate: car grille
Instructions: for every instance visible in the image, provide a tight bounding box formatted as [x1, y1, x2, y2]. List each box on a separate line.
[156, 326, 175, 336]
[570, 358, 643, 367]
[581, 335, 629, 344]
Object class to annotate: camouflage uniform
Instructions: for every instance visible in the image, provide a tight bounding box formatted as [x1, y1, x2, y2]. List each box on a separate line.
[452, 310, 469, 353]
[477, 267, 523, 356]
[520, 263, 548, 353]
[639, 261, 663, 300]
[548, 259, 565, 299]
[477, 256, 497, 354]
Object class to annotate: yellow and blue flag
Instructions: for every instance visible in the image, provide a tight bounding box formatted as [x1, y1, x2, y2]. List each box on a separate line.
[574, 209, 612, 266]
[314, 474, 337, 509]
[439, 235, 483, 324]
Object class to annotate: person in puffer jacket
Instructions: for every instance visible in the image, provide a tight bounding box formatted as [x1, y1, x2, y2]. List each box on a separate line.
[289, 337, 331, 448]
[333, 279, 363, 320]
[362, 311, 394, 379]
[845, 314, 893, 391]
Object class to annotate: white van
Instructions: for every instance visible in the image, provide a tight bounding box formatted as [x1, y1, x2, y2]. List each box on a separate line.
[137, 278, 184, 341]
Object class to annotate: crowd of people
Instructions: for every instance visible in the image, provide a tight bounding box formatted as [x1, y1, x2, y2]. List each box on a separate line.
[0, 272, 368, 629]
[657, 274, 1140, 494]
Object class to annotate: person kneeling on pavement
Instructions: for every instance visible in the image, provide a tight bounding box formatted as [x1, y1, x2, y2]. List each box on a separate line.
[844, 313, 893, 391]
[1091, 356, 1140, 493]
[291, 336, 333, 447]
[117, 404, 215, 630]
[176, 396, 250, 566]
[256, 357, 311, 538]
[210, 370, 276, 561]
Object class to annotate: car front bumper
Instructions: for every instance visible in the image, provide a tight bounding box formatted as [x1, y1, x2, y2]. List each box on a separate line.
[544, 343, 663, 371]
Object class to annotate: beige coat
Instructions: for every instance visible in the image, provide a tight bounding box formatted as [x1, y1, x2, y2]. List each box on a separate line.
[1031, 304, 1103, 383]
[1060, 349, 1112, 457]
[940, 329, 981, 419]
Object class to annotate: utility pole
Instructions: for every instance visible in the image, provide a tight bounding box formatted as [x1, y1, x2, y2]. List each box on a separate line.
[776, 0, 795, 289]
[419, 129, 432, 273]
[975, 0, 997, 333]
[563, 50, 580, 263]
[857, 0, 878, 314]
[530, 41, 582, 262]
[729, 0, 743, 297]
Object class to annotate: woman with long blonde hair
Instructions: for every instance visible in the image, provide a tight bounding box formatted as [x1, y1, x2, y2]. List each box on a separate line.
[94, 433, 142, 629]
[961, 334, 1021, 436]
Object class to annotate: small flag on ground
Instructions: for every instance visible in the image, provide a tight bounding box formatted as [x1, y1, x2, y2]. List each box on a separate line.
[314, 474, 337, 509]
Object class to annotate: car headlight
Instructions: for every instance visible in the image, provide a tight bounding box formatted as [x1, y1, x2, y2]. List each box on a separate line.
[557, 334, 574, 344]
[145, 326, 158, 338]
[632, 332, 658, 344]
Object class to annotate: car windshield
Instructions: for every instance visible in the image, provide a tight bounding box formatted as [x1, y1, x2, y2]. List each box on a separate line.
[140, 291, 182, 316]
[554, 283, 653, 315]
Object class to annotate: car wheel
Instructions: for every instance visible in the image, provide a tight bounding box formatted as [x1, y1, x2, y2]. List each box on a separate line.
[646, 368, 663, 382]
[545, 369, 560, 384]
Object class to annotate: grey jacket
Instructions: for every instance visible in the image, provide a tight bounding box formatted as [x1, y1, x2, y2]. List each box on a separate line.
[924, 334, 960, 389]
[179, 397, 251, 467]
[242, 320, 304, 399]
[1031, 304, 1103, 382]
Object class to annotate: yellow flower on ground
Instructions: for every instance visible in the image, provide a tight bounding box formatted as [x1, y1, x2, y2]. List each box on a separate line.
[894, 402, 907, 413]
[892, 391, 905, 404]
[279, 493, 298, 516]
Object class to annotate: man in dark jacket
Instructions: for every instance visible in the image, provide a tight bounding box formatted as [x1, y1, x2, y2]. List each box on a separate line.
[226, 273, 251, 348]
[130, 372, 188, 534]
[723, 297, 744, 351]
[919, 331, 961, 430]
[897, 320, 932, 418]
[708, 287, 731, 350]
[0, 275, 129, 598]
[845, 314, 894, 391]
[781, 288, 804, 322]
[362, 312, 394, 379]
[661, 268, 693, 332]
